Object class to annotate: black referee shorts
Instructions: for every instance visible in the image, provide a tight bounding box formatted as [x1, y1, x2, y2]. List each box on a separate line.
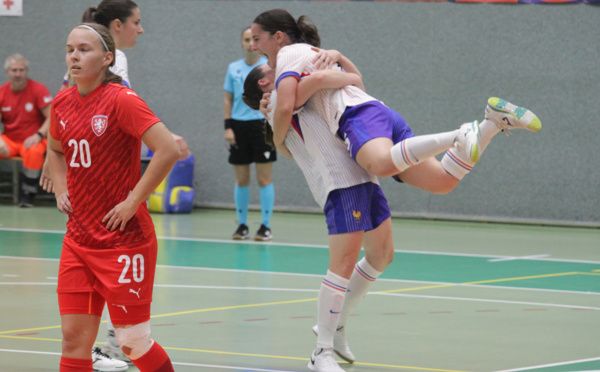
[228, 119, 277, 165]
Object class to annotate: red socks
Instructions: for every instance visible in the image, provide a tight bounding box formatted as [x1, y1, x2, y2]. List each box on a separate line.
[132, 341, 174, 372]
[60, 356, 92, 371]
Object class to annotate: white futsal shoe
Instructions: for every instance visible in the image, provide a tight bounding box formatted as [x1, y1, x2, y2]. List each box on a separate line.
[92, 347, 128, 371]
[454, 120, 481, 163]
[308, 348, 345, 372]
[485, 97, 542, 133]
[312, 325, 355, 363]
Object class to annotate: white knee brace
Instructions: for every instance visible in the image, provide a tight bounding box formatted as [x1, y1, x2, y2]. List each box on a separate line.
[113, 321, 154, 360]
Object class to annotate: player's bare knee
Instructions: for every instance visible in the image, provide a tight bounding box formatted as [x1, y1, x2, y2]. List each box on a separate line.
[257, 177, 272, 187]
[359, 158, 398, 178]
[365, 248, 393, 271]
[114, 321, 153, 360]
[61, 325, 84, 346]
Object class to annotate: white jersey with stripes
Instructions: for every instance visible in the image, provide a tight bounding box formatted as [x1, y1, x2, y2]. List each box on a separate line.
[268, 90, 377, 208]
[275, 43, 378, 136]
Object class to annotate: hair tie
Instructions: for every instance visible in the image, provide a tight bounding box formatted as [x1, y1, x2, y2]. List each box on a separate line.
[76, 24, 109, 52]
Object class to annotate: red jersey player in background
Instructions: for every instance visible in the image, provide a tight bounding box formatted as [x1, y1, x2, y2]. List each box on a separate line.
[47, 23, 178, 372]
[0, 53, 53, 207]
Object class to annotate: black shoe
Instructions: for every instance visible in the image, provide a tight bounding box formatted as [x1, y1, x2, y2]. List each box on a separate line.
[254, 224, 272, 241]
[19, 193, 35, 208]
[232, 224, 249, 240]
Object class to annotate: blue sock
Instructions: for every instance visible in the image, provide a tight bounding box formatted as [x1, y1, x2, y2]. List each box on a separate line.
[234, 185, 249, 225]
[259, 183, 274, 228]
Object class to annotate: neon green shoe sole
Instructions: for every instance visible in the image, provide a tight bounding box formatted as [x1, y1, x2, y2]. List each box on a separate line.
[486, 97, 542, 132]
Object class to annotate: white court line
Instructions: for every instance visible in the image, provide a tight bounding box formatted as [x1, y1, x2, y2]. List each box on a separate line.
[1, 227, 599, 265]
[376, 292, 600, 310]
[1, 256, 599, 296]
[172, 362, 302, 371]
[0, 281, 597, 310]
[493, 356, 600, 372]
[0, 348, 60, 356]
[0, 349, 302, 371]
[488, 254, 550, 262]
[153, 284, 318, 293]
[0, 255, 59, 262]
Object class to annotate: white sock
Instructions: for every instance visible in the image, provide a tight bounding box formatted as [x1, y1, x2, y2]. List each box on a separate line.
[441, 148, 473, 180]
[441, 119, 499, 180]
[390, 130, 458, 173]
[479, 119, 501, 153]
[317, 270, 349, 349]
[338, 258, 382, 329]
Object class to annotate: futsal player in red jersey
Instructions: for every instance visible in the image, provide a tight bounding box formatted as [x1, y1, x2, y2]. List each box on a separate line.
[47, 23, 178, 372]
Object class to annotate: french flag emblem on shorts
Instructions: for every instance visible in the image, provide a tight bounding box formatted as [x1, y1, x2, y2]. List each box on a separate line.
[91, 115, 108, 136]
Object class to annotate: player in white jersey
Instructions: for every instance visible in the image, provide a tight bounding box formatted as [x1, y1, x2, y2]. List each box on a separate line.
[249, 9, 542, 370]
[42, 0, 190, 193]
[251, 9, 541, 196]
[245, 64, 395, 371]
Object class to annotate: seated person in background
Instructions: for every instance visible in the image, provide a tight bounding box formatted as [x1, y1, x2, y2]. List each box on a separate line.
[0, 53, 53, 207]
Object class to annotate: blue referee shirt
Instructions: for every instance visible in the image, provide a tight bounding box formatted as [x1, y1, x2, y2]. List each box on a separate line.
[223, 56, 268, 121]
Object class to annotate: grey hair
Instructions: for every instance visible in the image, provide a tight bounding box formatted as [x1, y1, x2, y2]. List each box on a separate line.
[4, 53, 29, 71]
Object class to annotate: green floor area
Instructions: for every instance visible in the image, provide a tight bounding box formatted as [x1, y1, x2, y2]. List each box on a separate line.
[0, 205, 599, 371]
[1, 228, 599, 294]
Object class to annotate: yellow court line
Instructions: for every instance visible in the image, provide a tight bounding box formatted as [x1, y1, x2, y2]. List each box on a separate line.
[165, 345, 472, 372]
[0, 299, 319, 334]
[0, 272, 588, 334]
[377, 272, 580, 294]
[0, 325, 61, 335]
[0, 334, 470, 371]
[464, 272, 579, 285]
[0, 335, 61, 342]
[577, 271, 600, 276]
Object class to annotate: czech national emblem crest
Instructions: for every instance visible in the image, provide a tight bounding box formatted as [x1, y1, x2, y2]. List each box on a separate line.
[91, 115, 108, 136]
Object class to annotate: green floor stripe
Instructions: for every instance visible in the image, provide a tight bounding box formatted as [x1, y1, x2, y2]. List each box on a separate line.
[2, 230, 598, 293]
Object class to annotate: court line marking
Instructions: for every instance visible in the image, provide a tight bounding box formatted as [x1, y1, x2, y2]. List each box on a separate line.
[3, 275, 598, 297]
[0, 326, 62, 335]
[1, 229, 596, 371]
[3, 256, 598, 296]
[1, 227, 599, 265]
[377, 293, 600, 310]
[150, 298, 318, 319]
[3, 269, 597, 336]
[0, 348, 304, 371]
[488, 254, 549, 262]
[0, 282, 598, 315]
[378, 272, 581, 294]
[2, 270, 596, 371]
[0, 341, 470, 371]
[492, 356, 600, 372]
[577, 272, 600, 276]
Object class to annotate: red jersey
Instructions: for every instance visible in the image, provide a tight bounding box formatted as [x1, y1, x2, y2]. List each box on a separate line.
[0, 79, 53, 142]
[50, 83, 160, 249]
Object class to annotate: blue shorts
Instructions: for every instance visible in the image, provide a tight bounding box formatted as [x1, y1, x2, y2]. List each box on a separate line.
[324, 182, 391, 235]
[337, 101, 415, 160]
